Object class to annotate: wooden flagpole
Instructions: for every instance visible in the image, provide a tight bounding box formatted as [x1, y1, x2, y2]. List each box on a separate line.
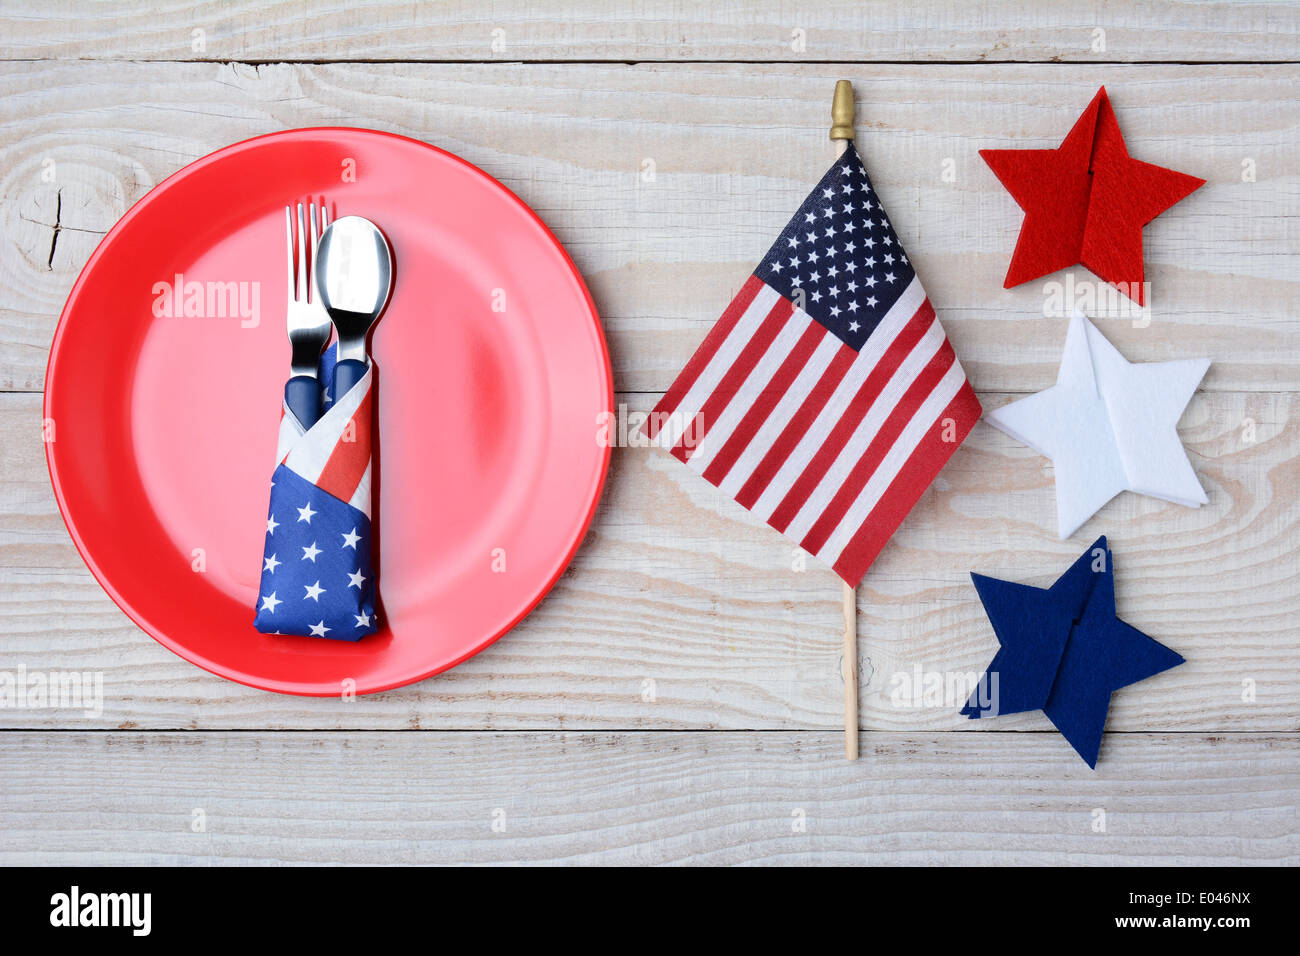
[841, 579, 858, 760]
[830, 80, 859, 760]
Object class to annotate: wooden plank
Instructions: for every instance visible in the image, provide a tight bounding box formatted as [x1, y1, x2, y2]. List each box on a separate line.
[4, 389, 1296, 731]
[2, 1, 1299, 63]
[1, 730, 1295, 864]
[1, 61, 1295, 394]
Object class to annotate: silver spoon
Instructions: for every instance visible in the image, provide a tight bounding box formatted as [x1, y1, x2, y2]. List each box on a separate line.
[314, 215, 393, 401]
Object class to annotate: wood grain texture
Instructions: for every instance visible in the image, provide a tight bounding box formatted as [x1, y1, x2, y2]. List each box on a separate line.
[3, 389, 1296, 731]
[1, 62, 1295, 394]
[3, 1, 1299, 63]
[1, 731, 1295, 865]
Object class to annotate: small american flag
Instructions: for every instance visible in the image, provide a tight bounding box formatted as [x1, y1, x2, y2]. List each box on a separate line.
[254, 346, 378, 639]
[645, 145, 981, 586]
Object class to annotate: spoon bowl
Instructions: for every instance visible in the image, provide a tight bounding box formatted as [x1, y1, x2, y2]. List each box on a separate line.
[315, 215, 394, 399]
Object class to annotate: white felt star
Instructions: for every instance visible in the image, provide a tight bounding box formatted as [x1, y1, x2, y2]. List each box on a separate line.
[310, 620, 331, 637]
[303, 580, 325, 601]
[986, 310, 1210, 538]
[341, 528, 361, 549]
[263, 553, 280, 574]
[259, 592, 281, 613]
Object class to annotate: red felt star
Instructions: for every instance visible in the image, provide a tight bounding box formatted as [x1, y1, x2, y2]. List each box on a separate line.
[981, 87, 1204, 305]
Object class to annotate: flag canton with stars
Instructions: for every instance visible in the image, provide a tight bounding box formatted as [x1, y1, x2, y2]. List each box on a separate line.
[255, 465, 377, 640]
[757, 145, 916, 350]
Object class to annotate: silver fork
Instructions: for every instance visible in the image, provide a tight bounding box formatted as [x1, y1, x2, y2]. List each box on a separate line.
[283, 200, 332, 428]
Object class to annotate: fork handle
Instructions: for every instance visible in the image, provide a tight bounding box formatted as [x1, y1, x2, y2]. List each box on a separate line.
[332, 359, 368, 402]
[285, 375, 320, 429]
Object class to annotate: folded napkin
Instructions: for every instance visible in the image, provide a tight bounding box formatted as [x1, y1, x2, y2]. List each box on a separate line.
[254, 346, 378, 639]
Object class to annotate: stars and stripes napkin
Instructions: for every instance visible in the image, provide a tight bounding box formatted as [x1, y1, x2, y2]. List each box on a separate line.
[254, 346, 378, 639]
[645, 144, 982, 586]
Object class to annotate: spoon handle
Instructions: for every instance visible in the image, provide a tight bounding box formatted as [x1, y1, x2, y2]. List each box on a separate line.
[332, 359, 368, 402]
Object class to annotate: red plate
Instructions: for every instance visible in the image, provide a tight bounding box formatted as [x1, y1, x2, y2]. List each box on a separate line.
[45, 128, 612, 695]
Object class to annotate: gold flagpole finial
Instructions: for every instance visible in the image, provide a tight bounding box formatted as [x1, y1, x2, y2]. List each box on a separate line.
[829, 79, 855, 141]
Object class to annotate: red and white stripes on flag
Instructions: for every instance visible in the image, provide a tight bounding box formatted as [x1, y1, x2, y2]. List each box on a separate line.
[642, 146, 980, 586]
[646, 274, 979, 585]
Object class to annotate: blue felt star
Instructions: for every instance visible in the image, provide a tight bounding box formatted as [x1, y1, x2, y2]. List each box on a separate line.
[961, 535, 1185, 768]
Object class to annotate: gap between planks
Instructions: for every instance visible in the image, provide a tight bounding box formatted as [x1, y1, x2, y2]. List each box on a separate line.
[4, 58, 1300, 65]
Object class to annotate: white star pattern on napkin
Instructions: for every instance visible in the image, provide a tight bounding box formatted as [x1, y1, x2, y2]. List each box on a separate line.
[986, 310, 1210, 538]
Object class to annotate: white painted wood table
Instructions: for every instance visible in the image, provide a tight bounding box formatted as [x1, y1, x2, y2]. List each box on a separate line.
[1, 1, 1297, 865]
